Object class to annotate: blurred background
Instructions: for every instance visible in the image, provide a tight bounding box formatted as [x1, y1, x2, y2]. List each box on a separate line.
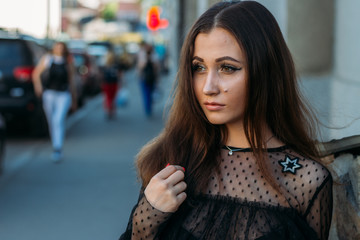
[0, 0, 359, 239]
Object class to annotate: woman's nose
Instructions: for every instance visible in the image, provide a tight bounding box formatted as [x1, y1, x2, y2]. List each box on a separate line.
[203, 71, 220, 95]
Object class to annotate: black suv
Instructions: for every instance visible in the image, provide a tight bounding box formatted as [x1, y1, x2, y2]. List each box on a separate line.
[0, 31, 48, 136]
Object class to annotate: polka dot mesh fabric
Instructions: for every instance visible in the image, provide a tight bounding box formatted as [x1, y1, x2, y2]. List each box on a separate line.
[131, 197, 171, 239]
[120, 146, 332, 240]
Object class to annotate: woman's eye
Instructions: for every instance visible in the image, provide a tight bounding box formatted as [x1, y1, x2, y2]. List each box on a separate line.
[192, 63, 206, 73]
[220, 65, 241, 73]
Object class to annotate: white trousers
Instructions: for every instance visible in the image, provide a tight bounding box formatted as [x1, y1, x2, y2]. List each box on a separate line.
[42, 90, 72, 151]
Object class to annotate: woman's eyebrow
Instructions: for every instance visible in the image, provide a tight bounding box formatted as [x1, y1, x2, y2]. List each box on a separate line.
[192, 56, 243, 64]
[215, 56, 242, 63]
[192, 56, 204, 62]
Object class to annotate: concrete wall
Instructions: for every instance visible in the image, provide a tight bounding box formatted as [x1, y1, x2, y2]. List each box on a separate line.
[257, 0, 334, 75]
[254, 0, 288, 37]
[183, 0, 197, 35]
[287, 0, 334, 74]
[328, 0, 360, 141]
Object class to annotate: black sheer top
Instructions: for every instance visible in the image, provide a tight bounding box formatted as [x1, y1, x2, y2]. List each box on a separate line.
[120, 146, 333, 240]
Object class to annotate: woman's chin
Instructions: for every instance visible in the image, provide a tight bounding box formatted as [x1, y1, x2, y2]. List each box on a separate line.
[206, 117, 226, 125]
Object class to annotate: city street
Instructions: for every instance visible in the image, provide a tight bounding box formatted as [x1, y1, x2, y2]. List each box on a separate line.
[0, 70, 173, 240]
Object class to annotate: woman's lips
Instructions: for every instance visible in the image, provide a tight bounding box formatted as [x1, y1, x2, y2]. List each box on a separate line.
[204, 101, 225, 111]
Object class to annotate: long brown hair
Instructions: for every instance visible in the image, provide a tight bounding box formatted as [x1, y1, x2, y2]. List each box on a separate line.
[136, 1, 319, 197]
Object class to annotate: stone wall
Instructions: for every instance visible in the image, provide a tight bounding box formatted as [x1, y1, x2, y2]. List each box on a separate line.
[319, 136, 360, 239]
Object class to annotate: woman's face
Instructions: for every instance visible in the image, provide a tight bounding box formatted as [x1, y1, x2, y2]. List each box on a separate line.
[192, 27, 248, 127]
[53, 43, 65, 56]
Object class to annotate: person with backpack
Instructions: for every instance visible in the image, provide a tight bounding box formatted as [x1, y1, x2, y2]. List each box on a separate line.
[137, 43, 157, 117]
[101, 48, 121, 119]
[32, 41, 77, 163]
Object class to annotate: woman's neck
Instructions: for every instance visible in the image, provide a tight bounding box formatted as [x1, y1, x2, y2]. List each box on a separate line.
[225, 123, 249, 148]
[225, 123, 276, 148]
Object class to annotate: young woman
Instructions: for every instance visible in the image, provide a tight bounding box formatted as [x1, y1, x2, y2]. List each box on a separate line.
[120, 1, 333, 239]
[33, 41, 77, 162]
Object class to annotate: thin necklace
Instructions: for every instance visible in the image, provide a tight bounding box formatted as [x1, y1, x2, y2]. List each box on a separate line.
[225, 135, 274, 156]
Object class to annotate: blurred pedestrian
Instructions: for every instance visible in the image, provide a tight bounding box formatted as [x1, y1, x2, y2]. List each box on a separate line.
[101, 47, 122, 119]
[137, 43, 158, 117]
[154, 43, 168, 74]
[120, 1, 332, 240]
[32, 41, 77, 163]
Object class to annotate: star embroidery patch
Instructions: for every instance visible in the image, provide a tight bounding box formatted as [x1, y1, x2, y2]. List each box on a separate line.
[278, 155, 302, 174]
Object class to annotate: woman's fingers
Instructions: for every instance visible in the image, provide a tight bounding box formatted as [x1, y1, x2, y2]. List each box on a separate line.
[172, 165, 186, 172]
[166, 169, 185, 186]
[154, 164, 185, 180]
[176, 192, 187, 203]
[172, 181, 187, 196]
[155, 165, 177, 179]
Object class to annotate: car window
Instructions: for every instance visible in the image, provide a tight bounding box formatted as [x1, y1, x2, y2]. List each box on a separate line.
[73, 54, 86, 67]
[0, 40, 30, 74]
[87, 45, 108, 57]
[27, 41, 47, 64]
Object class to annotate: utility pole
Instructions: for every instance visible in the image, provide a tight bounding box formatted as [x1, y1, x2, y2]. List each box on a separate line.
[46, 0, 50, 47]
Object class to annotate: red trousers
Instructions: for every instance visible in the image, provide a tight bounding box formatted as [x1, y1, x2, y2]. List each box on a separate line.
[102, 83, 118, 113]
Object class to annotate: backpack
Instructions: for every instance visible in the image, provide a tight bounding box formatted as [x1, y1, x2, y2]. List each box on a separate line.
[103, 66, 118, 84]
[41, 57, 69, 91]
[143, 59, 155, 85]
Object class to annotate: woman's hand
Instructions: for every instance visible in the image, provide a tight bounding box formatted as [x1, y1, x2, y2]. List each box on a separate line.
[34, 85, 43, 98]
[144, 165, 187, 213]
[32, 55, 46, 98]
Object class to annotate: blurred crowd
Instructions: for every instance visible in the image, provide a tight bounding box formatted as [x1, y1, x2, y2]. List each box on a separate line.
[0, 28, 169, 167]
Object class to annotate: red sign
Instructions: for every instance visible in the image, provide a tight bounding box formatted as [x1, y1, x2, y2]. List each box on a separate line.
[146, 6, 169, 31]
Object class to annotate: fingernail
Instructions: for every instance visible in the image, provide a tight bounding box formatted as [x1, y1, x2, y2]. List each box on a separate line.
[182, 167, 186, 172]
[166, 163, 170, 167]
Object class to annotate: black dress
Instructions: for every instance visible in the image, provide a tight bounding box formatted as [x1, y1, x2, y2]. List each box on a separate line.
[120, 146, 333, 240]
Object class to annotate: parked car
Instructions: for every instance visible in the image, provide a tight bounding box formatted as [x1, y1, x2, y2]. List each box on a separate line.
[0, 31, 49, 136]
[70, 50, 101, 96]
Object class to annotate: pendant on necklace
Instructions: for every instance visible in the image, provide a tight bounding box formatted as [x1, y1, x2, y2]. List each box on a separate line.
[225, 145, 234, 156]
